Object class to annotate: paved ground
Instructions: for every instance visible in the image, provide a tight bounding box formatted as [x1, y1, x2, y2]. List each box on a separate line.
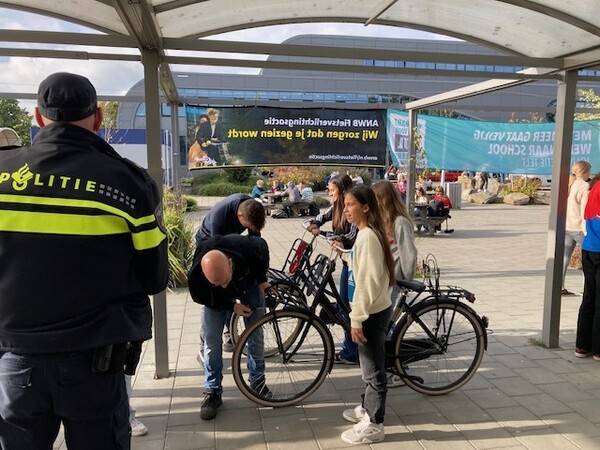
[55, 196, 600, 449]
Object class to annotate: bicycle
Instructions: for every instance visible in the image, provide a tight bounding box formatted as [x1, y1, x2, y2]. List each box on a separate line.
[231, 226, 489, 407]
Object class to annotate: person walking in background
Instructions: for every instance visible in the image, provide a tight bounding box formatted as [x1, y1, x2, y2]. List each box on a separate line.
[308, 174, 358, 364]
[563, 161, 591, 296]
[126, 375, 148, 436]
[396, 175, 407, 202]
[372, 181, 417, 388]
[0, 72, 168, 449]
[575, 173, 600, 360]
[337, 186, 394, 444]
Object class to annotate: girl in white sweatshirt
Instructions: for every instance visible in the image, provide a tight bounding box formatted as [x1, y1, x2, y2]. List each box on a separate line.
[338, 186, 395, 445]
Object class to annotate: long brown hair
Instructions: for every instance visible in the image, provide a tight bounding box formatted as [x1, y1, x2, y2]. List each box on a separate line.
[372, 181, 413, 237]
[329, 174, 351, 233]
[346, 186, 395, 286]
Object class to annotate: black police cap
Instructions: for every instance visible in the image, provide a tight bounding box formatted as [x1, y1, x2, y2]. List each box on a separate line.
[37, 72, 97, 122]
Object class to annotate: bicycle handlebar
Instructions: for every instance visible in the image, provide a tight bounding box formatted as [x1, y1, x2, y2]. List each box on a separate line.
[301, 219, 351, 254]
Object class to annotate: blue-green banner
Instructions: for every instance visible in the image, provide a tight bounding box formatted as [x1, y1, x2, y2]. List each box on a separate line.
[387, 109, 600, 174]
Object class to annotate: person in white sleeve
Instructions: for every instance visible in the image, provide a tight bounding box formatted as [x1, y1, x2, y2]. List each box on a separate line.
[335, 185, 394, 445]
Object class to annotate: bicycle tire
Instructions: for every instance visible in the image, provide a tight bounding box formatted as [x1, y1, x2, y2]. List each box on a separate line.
[232, 309, 334, 407]
[392, 298, 486, 395]
[229, 281, 307, 357]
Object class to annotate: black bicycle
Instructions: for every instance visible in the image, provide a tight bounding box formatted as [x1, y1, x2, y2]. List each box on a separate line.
[231, 229, 489, 407]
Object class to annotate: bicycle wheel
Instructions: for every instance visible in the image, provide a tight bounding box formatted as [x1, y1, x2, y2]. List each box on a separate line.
[229, 281, 307, 357]
[392, 299, 486, 395]
[232, 309, 334, 407]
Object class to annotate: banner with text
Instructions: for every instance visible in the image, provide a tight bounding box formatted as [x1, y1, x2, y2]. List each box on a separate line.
[186, 105, 386, 169]
[387, 109, 600, 174]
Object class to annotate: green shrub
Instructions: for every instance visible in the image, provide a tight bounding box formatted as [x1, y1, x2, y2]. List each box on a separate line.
[226, 167, 252, 184]
[191, 181, 249, 196]
[184, 195, 197, 212]
[163, 188, 195, 288]
[502, 176, 540, 198]
[191, 170, 224, 186]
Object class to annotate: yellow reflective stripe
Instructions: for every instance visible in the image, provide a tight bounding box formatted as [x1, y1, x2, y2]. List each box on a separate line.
[131, 227, 167, 251]
[0, 193, 156, 227]
[0, 210, 128, 235]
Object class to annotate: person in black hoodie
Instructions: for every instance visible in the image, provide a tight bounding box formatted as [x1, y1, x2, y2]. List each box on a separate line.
[188, 233, 270, 420]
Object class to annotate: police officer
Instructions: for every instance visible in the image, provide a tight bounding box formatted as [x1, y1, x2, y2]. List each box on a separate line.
[0, 72, 168, 449]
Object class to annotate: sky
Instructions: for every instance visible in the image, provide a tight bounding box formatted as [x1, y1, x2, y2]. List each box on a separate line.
[0, 6, 454, 114]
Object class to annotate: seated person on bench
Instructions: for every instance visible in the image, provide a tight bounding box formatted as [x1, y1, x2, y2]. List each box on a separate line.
[281, 182, 303, 217]
[427, 186, 452, 232]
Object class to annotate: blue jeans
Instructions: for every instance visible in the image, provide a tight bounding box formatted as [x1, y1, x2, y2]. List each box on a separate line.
[339, 263, 359, 362]
[203, 283, 265, 393]
[359, 306, 392, 424]
[563, 230, 584, 289]
[0, 351, 130, 450]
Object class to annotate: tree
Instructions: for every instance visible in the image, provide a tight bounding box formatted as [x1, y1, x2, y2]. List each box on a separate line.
[575, 89, 600, 121]
[0, 99, 33, 146]
[98, 101, 120, 143]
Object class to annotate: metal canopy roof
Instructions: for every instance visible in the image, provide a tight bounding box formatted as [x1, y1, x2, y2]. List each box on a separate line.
[2, 0, 600, 57]
[3, 0, 600, 105]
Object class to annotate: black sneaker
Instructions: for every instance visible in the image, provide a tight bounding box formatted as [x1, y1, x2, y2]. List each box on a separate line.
[250, 378, 273, 399]
[200, 391, 222, 420]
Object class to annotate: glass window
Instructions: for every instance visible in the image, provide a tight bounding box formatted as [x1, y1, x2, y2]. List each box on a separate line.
[135, 103, 146, 117]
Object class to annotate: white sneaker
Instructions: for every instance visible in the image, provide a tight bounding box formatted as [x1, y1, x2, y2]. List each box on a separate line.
[341, 414, 384, 444]
[129, 417, 148, 436]
[386, 371, 405, 388]
[342, 404, 366, 423]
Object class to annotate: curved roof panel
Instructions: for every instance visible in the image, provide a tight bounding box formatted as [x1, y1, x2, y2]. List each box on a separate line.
[0, 0, 599, 62]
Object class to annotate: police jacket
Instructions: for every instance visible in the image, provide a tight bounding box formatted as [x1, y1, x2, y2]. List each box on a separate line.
[0, 123, 168, 353]
[188, 234, 269, 310]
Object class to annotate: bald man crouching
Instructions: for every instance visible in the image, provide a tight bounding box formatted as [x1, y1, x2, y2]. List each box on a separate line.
[188, 234, 270, 420]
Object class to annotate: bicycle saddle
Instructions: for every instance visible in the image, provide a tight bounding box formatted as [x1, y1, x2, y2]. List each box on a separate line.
[396, 279, 426, 293]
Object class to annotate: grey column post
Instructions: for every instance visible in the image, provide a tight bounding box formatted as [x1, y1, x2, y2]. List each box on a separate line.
[142, 48, 170, 378]
[407, 109, 418, 217]
[542, 70, 577, 348]
[170, 101, 180, 188]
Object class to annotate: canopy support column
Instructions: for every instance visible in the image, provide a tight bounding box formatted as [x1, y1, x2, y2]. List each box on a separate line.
[542, 69, 578, 348]
[407, 109, 418, 216]
[142, 48, 170, 378]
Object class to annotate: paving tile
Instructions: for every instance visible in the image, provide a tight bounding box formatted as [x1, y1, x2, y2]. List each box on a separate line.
[464, 388, 519, 409]
[489, 377, 543, 397]
[454, 421, 522, 449]
[512, 393, 572, 416]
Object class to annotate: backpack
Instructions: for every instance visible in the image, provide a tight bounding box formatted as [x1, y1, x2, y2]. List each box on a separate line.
[427, 199, 445, 217]
[271, 209, 289, 219]
[308, 202, 320, 216]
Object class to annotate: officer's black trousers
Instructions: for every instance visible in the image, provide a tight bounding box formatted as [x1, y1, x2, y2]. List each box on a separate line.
[0, 351, 130, 450]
